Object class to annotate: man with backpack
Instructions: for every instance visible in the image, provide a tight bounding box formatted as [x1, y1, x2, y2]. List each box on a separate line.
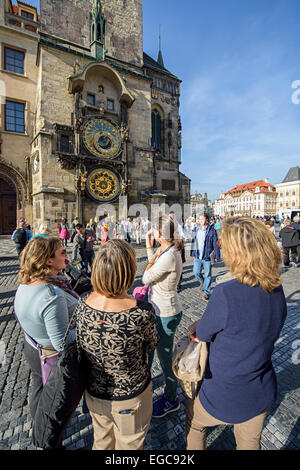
[11, 218, 32, 256]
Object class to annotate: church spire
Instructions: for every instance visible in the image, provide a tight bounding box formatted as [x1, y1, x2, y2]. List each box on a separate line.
[90, 0, 106, 61]
[157, 25, 165, 68]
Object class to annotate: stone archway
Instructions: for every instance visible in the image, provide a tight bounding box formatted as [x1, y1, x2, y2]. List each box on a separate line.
[0, 159, 28, 234]
[0, 178, 17, 235]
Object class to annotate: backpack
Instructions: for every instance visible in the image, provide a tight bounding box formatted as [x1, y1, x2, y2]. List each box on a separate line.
[14, 228, 27, 245]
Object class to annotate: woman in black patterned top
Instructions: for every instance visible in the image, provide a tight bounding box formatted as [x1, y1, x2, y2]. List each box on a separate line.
[76, 240, 158, 450]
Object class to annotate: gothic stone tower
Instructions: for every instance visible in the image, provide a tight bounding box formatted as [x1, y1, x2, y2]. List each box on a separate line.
[28, 0, 190, 230]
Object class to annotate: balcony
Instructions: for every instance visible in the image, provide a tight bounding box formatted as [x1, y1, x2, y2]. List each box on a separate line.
[5, 13, 39, 34]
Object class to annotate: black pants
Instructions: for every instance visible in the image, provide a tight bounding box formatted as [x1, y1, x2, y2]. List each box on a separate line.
[283, 246, 298, 266]
[23, 340, 43, 420]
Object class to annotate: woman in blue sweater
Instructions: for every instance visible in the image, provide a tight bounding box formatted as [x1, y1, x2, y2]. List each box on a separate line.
[14, 237, 78, 421]
[187, 217, 287, 450]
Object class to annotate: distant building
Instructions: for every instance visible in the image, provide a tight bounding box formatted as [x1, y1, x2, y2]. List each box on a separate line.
[275, 166, 300, 217]
[191, 192, 213, 217]
[213, 179, 277, 217]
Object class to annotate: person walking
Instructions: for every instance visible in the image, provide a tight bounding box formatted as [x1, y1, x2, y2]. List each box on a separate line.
[72, 223, 95, 272]
[70, 217, 79, 243]
[191, 213, 221, 301]
[75, 240, 158, 450]
[291, 215, 300, 262]
[186, 217, 287, 451]
[30, 222, 52, 240]
[143, 215, 183, 418]
[14, 237, 78, 434]
[11, 218, 32, 256]
[58, 218, 70, 247]
[279, 219, 299, 267]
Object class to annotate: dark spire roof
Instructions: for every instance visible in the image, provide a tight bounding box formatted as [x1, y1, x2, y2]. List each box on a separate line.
[157, 49, 164, 68]
[282, 166, 300, 183]
[157, 26, 164, 68]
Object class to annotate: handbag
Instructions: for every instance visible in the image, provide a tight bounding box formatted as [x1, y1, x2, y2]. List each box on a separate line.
[133, 285, 149, 301]
[172, 336, 208, 399]
[32, 310, 87, 450]
[14, 311, 59, 386]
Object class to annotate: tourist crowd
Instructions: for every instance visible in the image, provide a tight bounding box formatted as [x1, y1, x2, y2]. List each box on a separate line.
[11, 212, 290, 451]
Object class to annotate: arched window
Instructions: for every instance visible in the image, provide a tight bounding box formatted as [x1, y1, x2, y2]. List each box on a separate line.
[151, 109, 162, 151]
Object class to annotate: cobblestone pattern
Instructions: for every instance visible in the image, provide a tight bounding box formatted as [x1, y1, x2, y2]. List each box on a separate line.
[0, 239, 299, 450]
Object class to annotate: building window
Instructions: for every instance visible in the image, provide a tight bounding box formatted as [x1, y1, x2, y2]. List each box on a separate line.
[107, 99, 115, 111]
[60, 135, 71, 153]
[4, 47, 25, 75]
[87, 93, 95, 106]
[151, 109, 162, 150]
[21, 10, 34, 20]
[5, 100, 25, 133]
[162, 179, 175, 191]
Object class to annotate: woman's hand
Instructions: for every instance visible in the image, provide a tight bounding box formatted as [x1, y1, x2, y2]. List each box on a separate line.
[146, 229, 154, 249]
[188, 320, 201, 343]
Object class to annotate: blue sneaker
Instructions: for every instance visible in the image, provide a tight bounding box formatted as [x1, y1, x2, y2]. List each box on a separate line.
[152, 396, 180, 418]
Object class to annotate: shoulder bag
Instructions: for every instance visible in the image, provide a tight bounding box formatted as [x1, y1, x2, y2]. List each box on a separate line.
[32, 309, 87, 450]
[172, 336, 208, 400]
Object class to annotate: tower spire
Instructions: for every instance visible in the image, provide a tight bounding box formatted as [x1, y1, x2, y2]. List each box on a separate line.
[90, 0, 106, 61]
[157, 25, 164, 68]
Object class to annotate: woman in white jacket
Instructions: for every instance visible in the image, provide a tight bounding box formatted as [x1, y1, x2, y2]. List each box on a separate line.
[143, 215, 183, 418]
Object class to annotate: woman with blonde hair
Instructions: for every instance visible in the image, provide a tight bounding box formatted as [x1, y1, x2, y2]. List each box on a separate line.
[187, 217, 287, 450]
[30, 221, 52, 239]
[75, 240, 158, 450]
[14, 237, 78, 425]
[143, 215, 183, 418]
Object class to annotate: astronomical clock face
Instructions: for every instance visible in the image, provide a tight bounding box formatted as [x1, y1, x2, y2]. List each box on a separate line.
[86, 168, 120, 202]
[82, 118, 122, 159]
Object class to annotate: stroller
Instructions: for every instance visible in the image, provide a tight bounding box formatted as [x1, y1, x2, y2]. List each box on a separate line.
[64, 262, 92, 296]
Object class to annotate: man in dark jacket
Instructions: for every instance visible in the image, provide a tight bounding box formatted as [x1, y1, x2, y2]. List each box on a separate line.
[279, 219, 299, 267]
[291, 215, 300, 262]
[190, 213, 221, 301]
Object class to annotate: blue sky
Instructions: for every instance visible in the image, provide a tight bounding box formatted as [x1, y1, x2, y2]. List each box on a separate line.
[18, 1, 300, 200]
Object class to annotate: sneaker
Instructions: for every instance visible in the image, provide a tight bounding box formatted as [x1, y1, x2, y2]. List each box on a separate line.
[152, 396, 180, 418]
[290, 262, 298, 267]
[202, 294, 209, 301]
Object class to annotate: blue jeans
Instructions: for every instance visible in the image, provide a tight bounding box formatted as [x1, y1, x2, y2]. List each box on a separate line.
[148, 312, 182, 402]
[193, 258, 212, 295]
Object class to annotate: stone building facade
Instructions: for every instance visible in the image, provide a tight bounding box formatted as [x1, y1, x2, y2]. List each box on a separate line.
[275, 166, 300, 218]
[0, 0, 190, 234]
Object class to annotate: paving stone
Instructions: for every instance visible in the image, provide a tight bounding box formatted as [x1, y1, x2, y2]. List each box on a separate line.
[0, 239, 299, 451]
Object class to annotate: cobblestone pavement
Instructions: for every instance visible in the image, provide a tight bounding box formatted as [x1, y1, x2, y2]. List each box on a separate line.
[0, 238, 299, 451]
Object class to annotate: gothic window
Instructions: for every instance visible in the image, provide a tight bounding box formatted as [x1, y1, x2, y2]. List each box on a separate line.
[60, 135, 71, 153]
[162, 179, 175, 190]
[120, 102, 128, 125]
[87, 93, 96, 106]
[151, 109, 163, 151]
[107, 99, 115, 112]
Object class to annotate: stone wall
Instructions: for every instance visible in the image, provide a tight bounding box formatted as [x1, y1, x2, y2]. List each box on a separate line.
[40, 0, 143, 66]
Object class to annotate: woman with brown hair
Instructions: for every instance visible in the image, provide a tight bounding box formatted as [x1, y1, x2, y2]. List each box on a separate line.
[187, 217, 287, 450]
[75, 239, 158, 450]
[143, 215, 183, 418]
[14, 237, 78, 421]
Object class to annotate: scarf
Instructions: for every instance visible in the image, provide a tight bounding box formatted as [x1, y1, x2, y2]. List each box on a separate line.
[44, 272, 80, 299]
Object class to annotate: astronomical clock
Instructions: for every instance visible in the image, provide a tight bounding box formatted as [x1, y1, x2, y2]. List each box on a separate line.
[81, 117, 124, 203]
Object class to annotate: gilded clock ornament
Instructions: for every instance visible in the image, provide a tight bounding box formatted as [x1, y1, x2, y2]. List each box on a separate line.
[86, 168, 120, 202]
[82, 118, 122, 159]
